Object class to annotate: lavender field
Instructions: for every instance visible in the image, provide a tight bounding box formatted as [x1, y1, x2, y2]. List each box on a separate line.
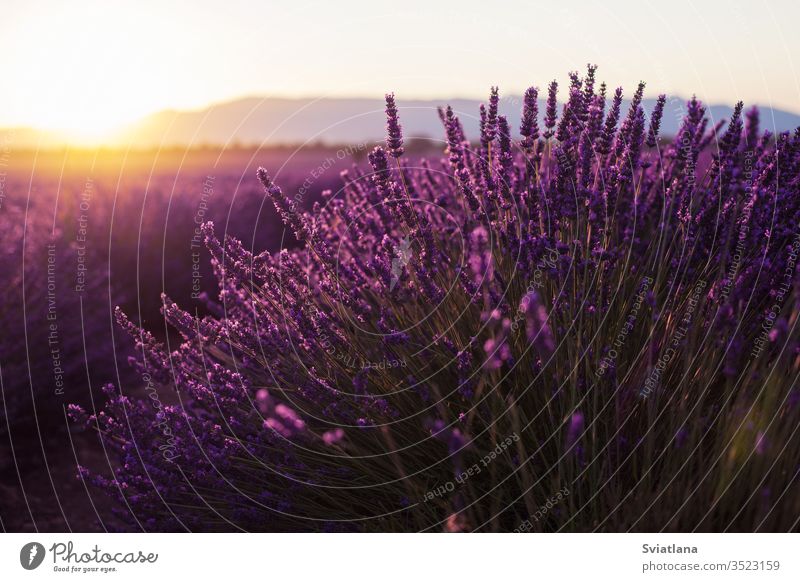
[0, 145, 362, 530]
[2, 70, 800, 533]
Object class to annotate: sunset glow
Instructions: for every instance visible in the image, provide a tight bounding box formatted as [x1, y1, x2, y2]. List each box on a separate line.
[2, 0, 799, 146]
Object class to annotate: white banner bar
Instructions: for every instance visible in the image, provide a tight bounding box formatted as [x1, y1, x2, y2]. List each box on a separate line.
[0, 533, 797, 581]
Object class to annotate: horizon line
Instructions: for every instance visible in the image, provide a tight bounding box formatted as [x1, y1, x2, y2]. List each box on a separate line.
[2, 91, 799, 134]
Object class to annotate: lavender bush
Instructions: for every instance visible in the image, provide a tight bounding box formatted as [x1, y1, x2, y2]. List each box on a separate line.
[75, 67, 800, 532]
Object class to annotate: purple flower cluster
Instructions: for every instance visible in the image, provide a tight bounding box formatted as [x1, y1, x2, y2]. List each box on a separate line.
[76, 67, 800, 532]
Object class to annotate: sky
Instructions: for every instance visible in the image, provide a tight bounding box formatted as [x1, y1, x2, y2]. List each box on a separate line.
[2, 0, 798, 141]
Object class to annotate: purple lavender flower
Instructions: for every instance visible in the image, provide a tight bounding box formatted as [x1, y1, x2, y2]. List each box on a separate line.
[385, 92, 404, 158]
[322, 428, 345, 445]
[543, 80, 559, 139]
[485, 86, 499, 143]
[521, 291, 555, 355]
[646, 94, 666, 147]
[566, 411, 585, 447]
[598, 87, 623, 154]
[520, 86, 540, 151]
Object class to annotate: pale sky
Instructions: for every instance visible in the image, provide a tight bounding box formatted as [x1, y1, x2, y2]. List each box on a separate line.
[2, 0, 798, 139]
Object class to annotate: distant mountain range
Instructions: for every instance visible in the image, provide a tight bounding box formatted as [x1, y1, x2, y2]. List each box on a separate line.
[6, 96, 800, 149]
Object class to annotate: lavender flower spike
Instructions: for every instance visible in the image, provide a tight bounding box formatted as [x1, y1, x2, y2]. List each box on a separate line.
[486, 86, 500, 143]
[543, 80, 558, 139]
[385, 92, 404, 158]
[520, 86, 539, 151]
[646, 94, 666, 147]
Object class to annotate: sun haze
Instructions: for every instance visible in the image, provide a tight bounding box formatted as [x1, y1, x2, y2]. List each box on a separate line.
[2, 0, 798, 143]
